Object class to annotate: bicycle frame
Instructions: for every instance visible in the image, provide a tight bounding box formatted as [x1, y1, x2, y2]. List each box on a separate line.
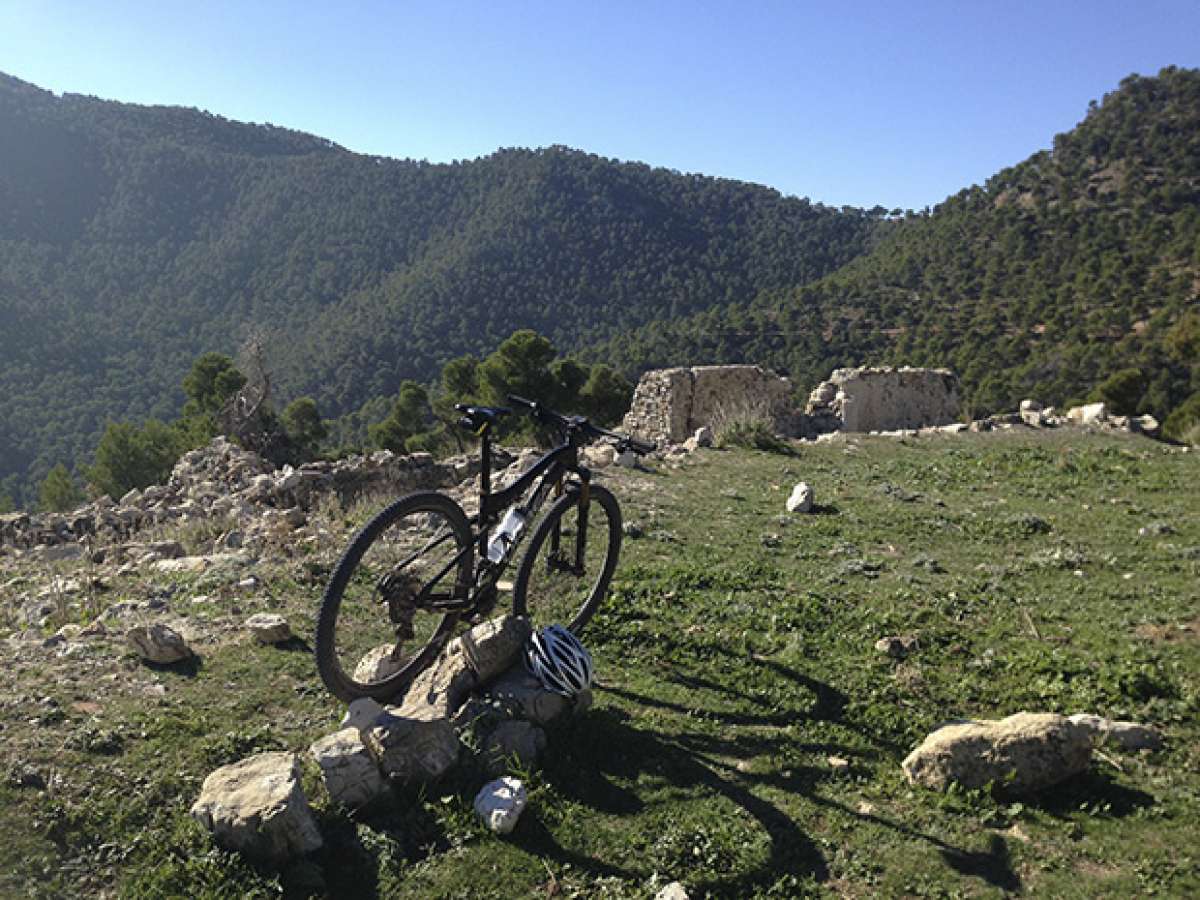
[421, 425, 592, 614]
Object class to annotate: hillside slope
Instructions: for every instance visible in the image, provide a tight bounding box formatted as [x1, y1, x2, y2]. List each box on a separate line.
[0, 72, 881, 500]
[603, 67, 1200, 418]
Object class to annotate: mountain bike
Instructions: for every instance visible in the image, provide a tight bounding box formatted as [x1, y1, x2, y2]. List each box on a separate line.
[314, 394, 656, 702]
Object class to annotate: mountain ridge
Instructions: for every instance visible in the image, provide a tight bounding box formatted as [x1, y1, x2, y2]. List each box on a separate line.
[3, 67, 1198, 506]
[0, 71, 882, 502]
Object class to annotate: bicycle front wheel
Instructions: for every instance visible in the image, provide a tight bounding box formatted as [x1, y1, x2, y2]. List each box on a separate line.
[315, 492, 473, 702]
[512, 483, 621, 634]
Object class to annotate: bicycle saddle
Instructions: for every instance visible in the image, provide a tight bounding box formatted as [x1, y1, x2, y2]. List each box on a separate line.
[455, 404, 511, 431]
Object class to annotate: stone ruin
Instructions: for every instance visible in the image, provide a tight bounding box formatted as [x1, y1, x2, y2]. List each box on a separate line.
[621, 363, 963, 445]
[804, 366, 961, 434]
[620, 365, 798, 444]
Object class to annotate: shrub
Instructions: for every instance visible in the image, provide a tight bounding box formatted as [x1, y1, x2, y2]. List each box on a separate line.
[709, 397, 791, 453]
[1090, 368, 1146, 415]
[1163, 392, 1200, 443]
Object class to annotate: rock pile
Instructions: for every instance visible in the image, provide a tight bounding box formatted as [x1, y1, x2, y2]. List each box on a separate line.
[192, 615, 588, 863]
[0, 437, 478, 554]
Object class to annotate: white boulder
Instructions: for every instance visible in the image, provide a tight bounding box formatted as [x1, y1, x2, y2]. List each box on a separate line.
[786, 482, 814, 514]
[473, 776, 527, 834]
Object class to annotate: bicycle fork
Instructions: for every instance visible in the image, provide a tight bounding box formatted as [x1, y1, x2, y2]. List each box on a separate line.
[549, 477, 590, 576]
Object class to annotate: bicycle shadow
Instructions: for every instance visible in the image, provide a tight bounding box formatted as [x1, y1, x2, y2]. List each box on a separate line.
[315, 649, 1027, 896]
[533, 651, 1022, 895]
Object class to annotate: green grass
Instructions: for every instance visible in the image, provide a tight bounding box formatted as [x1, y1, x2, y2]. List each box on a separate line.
[1, 429, 1197, 897]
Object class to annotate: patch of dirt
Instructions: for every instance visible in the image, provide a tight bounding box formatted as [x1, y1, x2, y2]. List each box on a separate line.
[1074, 858, 1122, 880]
[1135, 616, 1200, 644]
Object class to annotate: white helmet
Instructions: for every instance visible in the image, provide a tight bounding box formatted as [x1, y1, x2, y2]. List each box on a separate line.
[525, 625, 594, 697]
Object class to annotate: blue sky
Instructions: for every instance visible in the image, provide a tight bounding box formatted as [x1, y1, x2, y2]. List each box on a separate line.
[2, 1, 1198, 210]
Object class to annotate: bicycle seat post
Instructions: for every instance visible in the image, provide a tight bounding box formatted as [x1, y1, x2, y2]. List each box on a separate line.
[478, 423, 492, 556]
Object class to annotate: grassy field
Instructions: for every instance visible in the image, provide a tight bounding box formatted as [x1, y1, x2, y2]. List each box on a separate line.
[1, 428, 1197, 898]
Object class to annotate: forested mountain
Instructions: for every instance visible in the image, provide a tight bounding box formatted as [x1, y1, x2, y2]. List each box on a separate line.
[602, 67, 1200, 419]
[3, 67, 1198, 506]
[0, 72, 882, 502]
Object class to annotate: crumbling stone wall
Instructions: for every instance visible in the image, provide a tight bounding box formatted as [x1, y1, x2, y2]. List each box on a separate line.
[621, 365, 796, 444]
[805, 366, 961, 432]
[0, 438, 476, 552]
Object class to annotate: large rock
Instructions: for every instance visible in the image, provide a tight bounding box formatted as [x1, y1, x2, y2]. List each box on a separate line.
[353, 644, 406, 684]
[245, 613, 292, 644]
[191, 752, 322, 863]
[401, 615, 533, 717]
[902, 712, 1092, 794]
[309, 728, 389, 811]
[479, 665, 574, 725]
[363, 704, 460, 784]
[127, 624, 193, 664]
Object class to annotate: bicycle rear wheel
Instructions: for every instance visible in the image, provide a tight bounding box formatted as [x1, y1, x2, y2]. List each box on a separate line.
[315, 492, 473, 702]
[512, 483, 621, 634]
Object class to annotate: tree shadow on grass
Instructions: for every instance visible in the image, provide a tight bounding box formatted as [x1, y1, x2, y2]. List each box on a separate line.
[535, 706, 829, 896]
[545, 650, 1022, 895]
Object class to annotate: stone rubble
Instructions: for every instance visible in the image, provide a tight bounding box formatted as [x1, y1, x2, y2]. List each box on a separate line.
[191, 614, 586, 863]
[0, 436, 477, 553]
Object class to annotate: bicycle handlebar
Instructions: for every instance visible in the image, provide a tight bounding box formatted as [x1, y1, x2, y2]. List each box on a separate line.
[507, 394, 656, 455]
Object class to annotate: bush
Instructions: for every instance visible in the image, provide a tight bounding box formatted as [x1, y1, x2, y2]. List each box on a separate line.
[1163, 392, 1200, 443]
[88, 419, 189, 499]
[1090, 368, 1146, 415]
[709, 397, 792, 454]
[39, 464, 85, 512]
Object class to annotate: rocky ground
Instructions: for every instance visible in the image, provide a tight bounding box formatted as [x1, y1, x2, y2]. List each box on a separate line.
[1, 424, 1197, 898]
